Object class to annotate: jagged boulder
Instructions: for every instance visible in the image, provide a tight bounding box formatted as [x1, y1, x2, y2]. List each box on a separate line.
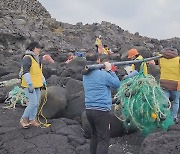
[40, 86, 67, 119]
[61, 57, 87, 81]
[64, 78, 85, 119]
[64, 91, 85, 119]
[65, 78, 84, 95]
[0, 0, 180, 154]
[140, 127, 180, 154]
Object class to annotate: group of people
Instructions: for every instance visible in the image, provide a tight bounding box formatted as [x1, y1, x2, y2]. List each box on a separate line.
[83, 48, 179, 154]
[95, 35, 113, 55]
[19, 41, 179, 154]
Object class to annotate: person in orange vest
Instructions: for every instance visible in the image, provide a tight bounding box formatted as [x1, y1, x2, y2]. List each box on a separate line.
[20, 42, 46, 128]
[123, 48, 148, 79]
[95, 35, 102, 53]
[159, 47, 180, 124]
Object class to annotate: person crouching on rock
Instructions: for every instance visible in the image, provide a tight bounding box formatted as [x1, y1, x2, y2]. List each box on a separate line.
[82, 52, 120, 154]
[20, 42, 46, 128]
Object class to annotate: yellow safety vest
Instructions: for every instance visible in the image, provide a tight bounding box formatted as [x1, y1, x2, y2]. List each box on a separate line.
[102, 47, 109, 55]
[95, 38, 102, 46]
[160, 57, 180, 81]
[21, 55, 43, 88]
[132, 55, 148, 75]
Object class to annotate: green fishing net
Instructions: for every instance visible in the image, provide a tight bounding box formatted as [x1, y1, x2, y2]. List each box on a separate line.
[114, 73, 174, 135]
[4, 86, 28, 107]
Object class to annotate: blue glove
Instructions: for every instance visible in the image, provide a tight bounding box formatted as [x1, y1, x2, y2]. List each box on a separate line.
[28, 84, 34, 93]
[42, 81, 47, 90]
[43, 81, 47, 87]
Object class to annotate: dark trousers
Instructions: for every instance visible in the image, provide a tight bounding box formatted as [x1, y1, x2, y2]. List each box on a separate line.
[95, 45, 99, 53]
[86, 109, 110, 154]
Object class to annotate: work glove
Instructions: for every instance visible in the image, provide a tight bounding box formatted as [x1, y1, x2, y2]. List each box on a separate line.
[114, 104, 120, 111]
[28, 84, 34, 93]
[122, 75, 128, 80]
[41, 81, 47, 90]
[104, 62, 112, 72]
[111, 64, 117, 72]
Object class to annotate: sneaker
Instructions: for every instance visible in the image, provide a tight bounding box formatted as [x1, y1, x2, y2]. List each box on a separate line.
[174, 118, 179, 124]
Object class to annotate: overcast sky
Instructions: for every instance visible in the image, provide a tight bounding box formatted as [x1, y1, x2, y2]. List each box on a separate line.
[38, 0, 180, 40]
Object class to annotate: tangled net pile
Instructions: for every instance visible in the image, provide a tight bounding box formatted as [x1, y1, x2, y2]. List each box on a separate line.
[4, 86, 28, 108]
[114, 73, 174, 135]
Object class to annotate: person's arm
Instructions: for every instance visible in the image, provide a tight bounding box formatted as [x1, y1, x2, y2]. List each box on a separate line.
[22, 56, 34, 93]
[103, 62, 120, 89]
[22, 56, 31, 74]
[125, 70, 139, 78]
[95, 38, 98, 46]
[22, 56, 32, 85]
[105, 71, 120, 89]
[124, 62, 143, 78]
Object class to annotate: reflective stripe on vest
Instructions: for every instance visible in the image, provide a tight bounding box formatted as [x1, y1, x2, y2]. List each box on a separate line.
[21, 55, 43, 88]
[160, 57, 180, 81]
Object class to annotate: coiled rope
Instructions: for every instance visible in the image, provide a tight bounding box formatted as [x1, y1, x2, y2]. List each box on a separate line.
[37, 87, 51, 128]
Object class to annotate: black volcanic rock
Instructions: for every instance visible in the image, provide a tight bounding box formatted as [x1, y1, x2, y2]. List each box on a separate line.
[0, 0, 179, 154]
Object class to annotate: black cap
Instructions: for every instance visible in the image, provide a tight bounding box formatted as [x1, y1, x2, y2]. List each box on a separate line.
[26, 42, 43, 50]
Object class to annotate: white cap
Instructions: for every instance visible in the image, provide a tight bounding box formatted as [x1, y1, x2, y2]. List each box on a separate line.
[124, 65, 133, 74]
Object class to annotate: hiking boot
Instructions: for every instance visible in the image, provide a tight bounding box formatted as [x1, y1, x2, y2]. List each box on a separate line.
[20, 118, 30, 129]
[29, 120, 40, 127]
[174, 118, 179, 124]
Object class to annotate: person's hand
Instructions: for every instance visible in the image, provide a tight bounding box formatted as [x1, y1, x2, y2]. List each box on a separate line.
[111, 64, 117, 72]
[104, 62, 112, 71]
[43, 81, 47, 87]
[42, 81, 47, 90]
[28, 84, 34, 93]
[114, 104, 120, 111]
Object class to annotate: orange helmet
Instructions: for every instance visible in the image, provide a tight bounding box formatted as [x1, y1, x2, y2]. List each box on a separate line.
[128, 48, 139, 58]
